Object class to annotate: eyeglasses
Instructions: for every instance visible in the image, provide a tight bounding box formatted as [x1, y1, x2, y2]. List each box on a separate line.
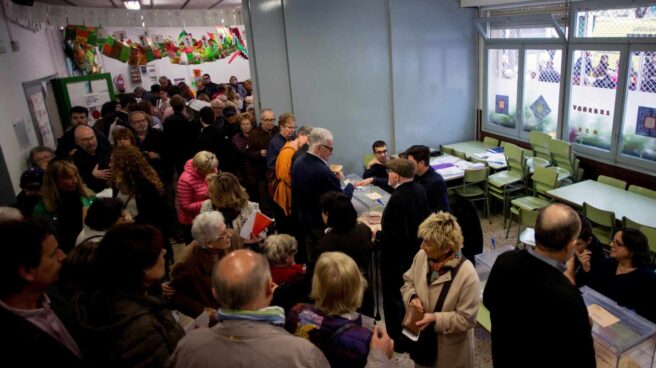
[262, 119, 275, 123]
[322, 144, 334, 152]
[78, 136, 96, 144]
[375, 149, 388, 155]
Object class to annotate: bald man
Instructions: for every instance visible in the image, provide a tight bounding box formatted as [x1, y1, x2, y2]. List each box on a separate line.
[483, 204, 595, 367]
[73, 125, 111, 192]
[169, 249, 394, 368]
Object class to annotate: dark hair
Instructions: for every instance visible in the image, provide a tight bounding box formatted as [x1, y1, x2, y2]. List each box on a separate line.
[535, 204, 581, 251]
[92, 223, 164, 293]
[372, 140, 387, 152]
[618, 228, 651, 268]
[167, 86, 182, 98]
[223, 106, 238, 118]
[170, 95, 186, 112]
[217, 85, 226, 94]
[0, 220, 54, 298]
[203, 73, 211, 78]
[28, 146, 54, 167]
[58, 239, 99, 299]
[199, 106, 215, 125]
[320, 191, 357, 233]
[150, 84, 161, 93]
[20, 167, 44, 190]
[71, 106, 89, 117]
[404, 145, 430, 166]
[100, 101, 117, 118]
[118, 94, 137, 110]
[85, 198, 124, 231]
[578, 213, 593, 241]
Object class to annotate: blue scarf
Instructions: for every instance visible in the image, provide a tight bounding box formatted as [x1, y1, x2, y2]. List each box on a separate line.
[217, 306, 286, 326]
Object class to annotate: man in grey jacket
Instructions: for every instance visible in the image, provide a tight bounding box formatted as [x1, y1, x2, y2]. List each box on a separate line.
[168, 249, 394, 368]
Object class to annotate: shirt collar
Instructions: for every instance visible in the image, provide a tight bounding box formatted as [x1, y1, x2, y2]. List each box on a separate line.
[0, 293, 51, 316]
[528, 247, 567, 272]
[308, 152, 328, 165]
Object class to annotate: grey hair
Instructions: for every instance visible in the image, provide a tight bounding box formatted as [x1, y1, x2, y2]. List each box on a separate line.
[263, 234, 298, 266]
[0, 207, 23, 224]
[212, 251, 271, 310]
[260, 108, 273, 116]
[192, 211, 226, 247]
[297, 126, 313, 137]
[309, 127, 333, 150]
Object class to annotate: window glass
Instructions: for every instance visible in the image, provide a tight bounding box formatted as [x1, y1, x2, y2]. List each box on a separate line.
[523, 49, 562, 137]
[490, 27, 564, 39]
[576, 7, 656, 38]
[567, 50, 621, 151]
[620, 50, 656, 162]
[487, 49, 519, 129]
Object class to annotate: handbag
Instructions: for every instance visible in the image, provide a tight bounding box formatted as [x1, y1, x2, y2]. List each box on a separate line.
[408, 260, 463, 366]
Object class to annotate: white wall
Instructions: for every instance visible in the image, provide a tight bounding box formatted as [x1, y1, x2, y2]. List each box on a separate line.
[100, 26, 251, 92]
[245, 0, 477, 175]
[0, 19, 67, 196]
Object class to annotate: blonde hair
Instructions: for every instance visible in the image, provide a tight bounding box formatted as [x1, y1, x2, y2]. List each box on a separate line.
[207, 172, 248, 211]
[192, 151, 218, 176]
[43, 160, 94, 213]
[417, 211, 463, 253]
[310, 252, 367, 316]
[263, 234, 297, 266]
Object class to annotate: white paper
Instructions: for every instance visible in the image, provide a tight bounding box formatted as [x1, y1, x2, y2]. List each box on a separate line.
[402, 328, 419, 342]
[90, 79, 108, 93]
[29, 92, 56, 148]
[366, 192, 383, 201]
[184, 311, 210, 333]
[67, 81, 90, 107]
[588, 304, 620, 328]
[240, 211, 257, 239]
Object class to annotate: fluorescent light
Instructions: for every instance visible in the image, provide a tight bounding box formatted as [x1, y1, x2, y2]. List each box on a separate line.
[124, 0, 141, 10]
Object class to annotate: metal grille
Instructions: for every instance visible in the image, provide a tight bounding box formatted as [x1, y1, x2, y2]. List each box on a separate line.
[633, 51, 656, 93]
[571, 50, 619, 89]
[576, 6, 656, 38]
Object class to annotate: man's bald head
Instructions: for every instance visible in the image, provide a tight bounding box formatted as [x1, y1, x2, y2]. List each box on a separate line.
[74, 125, 97, 155]
[212, 249, 271, 310]
[535, 204, 581, 251]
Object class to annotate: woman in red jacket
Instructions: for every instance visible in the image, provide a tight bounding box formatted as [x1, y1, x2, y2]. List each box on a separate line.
[177, 151, 218, 243]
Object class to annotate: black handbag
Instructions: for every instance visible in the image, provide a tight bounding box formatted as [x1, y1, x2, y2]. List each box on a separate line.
[408, 260, 463, 366]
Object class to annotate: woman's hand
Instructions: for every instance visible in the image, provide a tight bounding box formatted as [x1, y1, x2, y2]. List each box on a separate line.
[409, 297, 424, 313]
[161, 282, 175, 299]
[416, 313, 436, 329]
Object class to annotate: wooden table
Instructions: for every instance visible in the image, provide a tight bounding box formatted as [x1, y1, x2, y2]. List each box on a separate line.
[442, 140, 507, 170]
[547, 180, 656, 228]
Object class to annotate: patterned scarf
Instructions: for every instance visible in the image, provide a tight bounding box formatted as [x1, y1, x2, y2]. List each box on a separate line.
[217, 306, 286, 326]
[427, 253, 461, 284]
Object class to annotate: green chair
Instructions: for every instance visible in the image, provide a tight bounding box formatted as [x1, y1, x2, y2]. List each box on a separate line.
[597, 175, 627, 190]
[639, 226, 656, 264]
[441, 145, 454, 155]
[583, 202, 615, 246]
[483, 137, 499, 147]
[362, 153, 375, 170]
[622, 216, 642, 229]
[528, 130, 552, 161]
[454, 150, 467, 160]
[477, 304, 491, 332]
[487, 143, 527, 225]
[628, 185, 656, 199]
[517, 208, 540, 246]
[549, 139, 577, 182]
[506, 167, 558, 238]
[455, 167, 490, 218]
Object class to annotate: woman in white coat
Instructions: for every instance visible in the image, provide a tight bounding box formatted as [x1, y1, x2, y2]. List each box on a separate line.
[401, 211, 481, 368]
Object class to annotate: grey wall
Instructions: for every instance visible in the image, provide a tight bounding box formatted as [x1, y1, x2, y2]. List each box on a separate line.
[245, 0, 477, 174]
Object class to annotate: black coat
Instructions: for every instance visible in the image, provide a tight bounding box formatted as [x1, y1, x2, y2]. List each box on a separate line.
[72, 142, 112, 193]
[363, 163, 393, 194]
[163, 112, 199, 176]
[56, 127, 111, 159]
[194, 123, 239, 175]
[451, 196, 483, 265]
[415, 166, 450, 213]
[483, 249, 596, 368]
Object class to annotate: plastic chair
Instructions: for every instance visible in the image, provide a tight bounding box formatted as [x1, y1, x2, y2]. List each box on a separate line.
[528, 130, 551, 161]
[583, 202, 615, 245]
[517, 208, 540, 246]
[622, 216, 642, 229]
[628, 185, 656, 200]
[597, 175, 627, 190]
[454, 150, 467, 160]
[483, 137, 499, 147]
[639, 226, 656, 264]
[487, 143, 527, 225]
[455, 167, 489, 218]
[362, 153, 375, 170]
[549, 139, 577, 182]
[506, 167, 558, 238]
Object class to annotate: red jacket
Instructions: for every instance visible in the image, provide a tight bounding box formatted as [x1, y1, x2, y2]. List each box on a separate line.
[176, 159, 210, 225]
[270, 264, 305, 285]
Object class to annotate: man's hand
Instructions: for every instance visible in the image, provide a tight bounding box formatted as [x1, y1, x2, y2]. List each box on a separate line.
[204, 307, 217, 321]
[355, 178, 374, 187]
[370, 325, 394, 359]
[68, 148, 78, 157]
[146, 151, 161, 160]
[416, 313, 436, 329]
[409, 297, 424, 313]
[161, 282, 175, 299]
[92, 164, 111, 180]
[576, 249, 592, 273]
[260, 149, 267, 157]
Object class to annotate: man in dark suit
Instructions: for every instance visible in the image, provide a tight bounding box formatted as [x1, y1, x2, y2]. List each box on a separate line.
[483, 204, 595, 367]
[72, 125, 112, 193]
[405, 145, 449, 213]
[291, 127, 354, 261]
[0, 220, 85, 366]
[55, 106, 110, 158]
[374, 158, 430, 348]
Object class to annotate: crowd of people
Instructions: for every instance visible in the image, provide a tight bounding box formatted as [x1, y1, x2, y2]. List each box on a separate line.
[1, 72, 655, 368]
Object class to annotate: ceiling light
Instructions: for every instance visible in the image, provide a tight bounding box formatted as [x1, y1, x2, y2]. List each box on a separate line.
[124, 0, 141, 10]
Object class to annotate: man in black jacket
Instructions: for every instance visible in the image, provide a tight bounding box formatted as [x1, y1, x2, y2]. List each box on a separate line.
[163, 95, 199, 178]
[73, 125, 112, 193]
[405, 145, 449, 213]
[55, 106, 110, 158]
[374, 158, 430, 348]
[483, 204, 595, 368]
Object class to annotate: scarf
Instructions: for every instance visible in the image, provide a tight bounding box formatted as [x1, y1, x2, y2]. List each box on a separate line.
[217, 306, 286, 326]
[427, 253, 461, 284]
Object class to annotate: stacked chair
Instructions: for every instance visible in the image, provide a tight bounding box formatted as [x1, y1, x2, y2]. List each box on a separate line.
[505, 167, 559, 238]
[486, 143, 528, 225]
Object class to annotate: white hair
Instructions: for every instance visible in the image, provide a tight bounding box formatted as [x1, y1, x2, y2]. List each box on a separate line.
[309, 127, 333, 150]
[192, 211, 226, 246]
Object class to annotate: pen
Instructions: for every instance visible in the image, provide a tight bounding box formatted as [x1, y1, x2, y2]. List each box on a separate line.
[376, 199, 385, 206]
[489, 161, 505, 165]
[491, 237, 496, 251]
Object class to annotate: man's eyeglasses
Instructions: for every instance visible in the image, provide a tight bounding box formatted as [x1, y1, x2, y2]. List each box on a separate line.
[79, 136, 96, 144]
[262, 119, 275, 123]
[375, 149, 388, 155]
[322, 144, 334, 152]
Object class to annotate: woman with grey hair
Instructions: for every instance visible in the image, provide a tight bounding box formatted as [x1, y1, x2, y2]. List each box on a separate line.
[167, 211, 241, 320]
[263, 234, 305, 285]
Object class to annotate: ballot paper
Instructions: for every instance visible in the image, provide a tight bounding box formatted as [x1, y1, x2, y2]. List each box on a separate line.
[588, 304, 620, 328]
[366, 192, 383, 201]
[184, 311, 210, 333]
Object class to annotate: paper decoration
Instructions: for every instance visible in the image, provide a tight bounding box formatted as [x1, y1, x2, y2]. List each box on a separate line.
[530, 95, 552, 121]
[64, 25, 102, 74]
[635, 106, 656, 138]
[495, 95, 509, 115]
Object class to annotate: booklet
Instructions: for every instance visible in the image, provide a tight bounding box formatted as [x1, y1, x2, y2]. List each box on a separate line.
[239, 211, 274, 239]
[401, 305, 424, 341]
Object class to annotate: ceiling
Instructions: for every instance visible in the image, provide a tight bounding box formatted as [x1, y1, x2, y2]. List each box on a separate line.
[35, 0, 242, 10]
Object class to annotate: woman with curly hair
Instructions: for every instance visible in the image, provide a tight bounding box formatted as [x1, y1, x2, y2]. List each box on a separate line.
[108, 146, 172, 249]
[33, 160, 95, 253]
[200, 172, 261, 245]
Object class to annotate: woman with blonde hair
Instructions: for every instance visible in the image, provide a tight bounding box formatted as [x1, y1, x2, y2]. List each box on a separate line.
[33, 160, 94, 253]
[401, 211, 480, 368]
[200, 172, 261, 245]
[285, 251, 373, 368]
[177, 151, 218, 243]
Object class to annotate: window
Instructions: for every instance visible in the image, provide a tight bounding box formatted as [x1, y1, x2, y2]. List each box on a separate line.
[576, 6, 656, 38]
[523, 49, 563, 137]
[486, 48, 519, 129]
[490, 27, 563, 39]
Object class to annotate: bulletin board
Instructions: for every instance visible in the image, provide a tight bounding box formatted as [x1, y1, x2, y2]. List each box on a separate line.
[52, 73, 116, 130]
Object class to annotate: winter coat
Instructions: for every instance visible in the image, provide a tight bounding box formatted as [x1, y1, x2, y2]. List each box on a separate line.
[176, 159, 211, 225]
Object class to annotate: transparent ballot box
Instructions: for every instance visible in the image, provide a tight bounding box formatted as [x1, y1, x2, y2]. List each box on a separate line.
[474, 245, 514, 271]
[347, 174, 391, 217]
[580, 286, 656, 368]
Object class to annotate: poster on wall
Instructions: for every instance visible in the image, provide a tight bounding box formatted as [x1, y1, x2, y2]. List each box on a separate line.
[495, 95, 509, 115]
[29, 92, 56, 148]
[636, 106, 656, 138]
[530, 95, 552, 121]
